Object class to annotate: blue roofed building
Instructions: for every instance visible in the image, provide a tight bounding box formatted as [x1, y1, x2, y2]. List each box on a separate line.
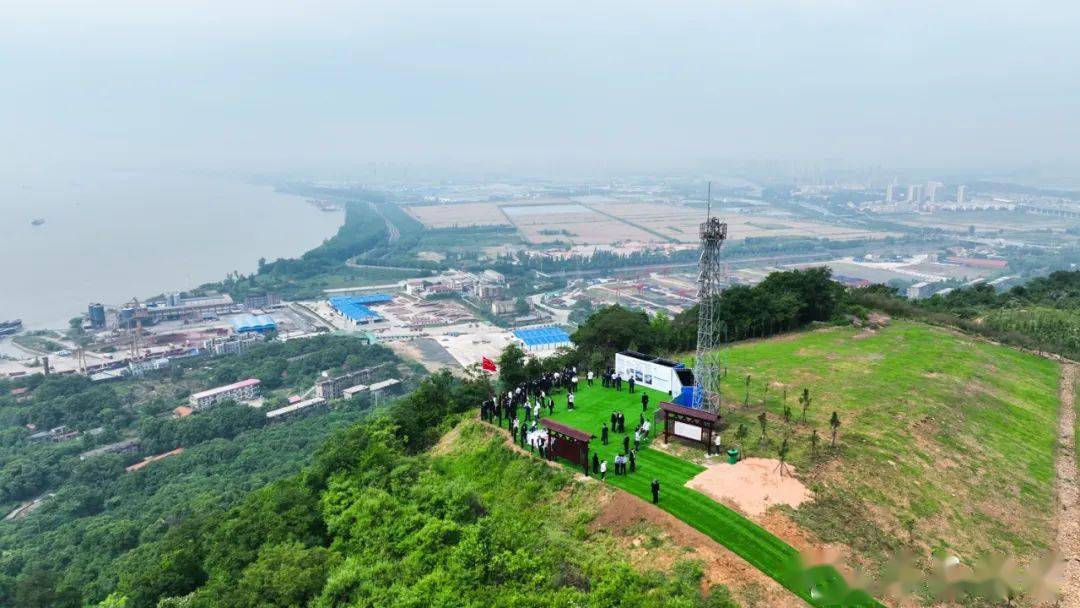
[329, 296, 383, 326]
[231, 314, 277, 334]
[512, 326, 571, 353]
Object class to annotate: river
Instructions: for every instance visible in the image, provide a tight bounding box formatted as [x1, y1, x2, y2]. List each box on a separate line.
[0, 170, 342, 330]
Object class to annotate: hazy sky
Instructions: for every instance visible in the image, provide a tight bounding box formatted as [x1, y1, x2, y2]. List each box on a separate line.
[3, 1, 1078, 175]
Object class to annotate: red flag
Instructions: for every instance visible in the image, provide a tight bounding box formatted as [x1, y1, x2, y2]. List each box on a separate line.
[481, 356, 498, 373]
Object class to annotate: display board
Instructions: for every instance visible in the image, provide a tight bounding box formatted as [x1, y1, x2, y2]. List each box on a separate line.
[673, 421, 703, 442]
[615, 352, 676, 394]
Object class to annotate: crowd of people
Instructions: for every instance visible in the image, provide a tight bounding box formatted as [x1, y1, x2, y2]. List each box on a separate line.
[478, 365, 659, 500]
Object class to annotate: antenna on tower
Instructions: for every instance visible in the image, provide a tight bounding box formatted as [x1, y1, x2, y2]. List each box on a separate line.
[706, 181, 712, 219]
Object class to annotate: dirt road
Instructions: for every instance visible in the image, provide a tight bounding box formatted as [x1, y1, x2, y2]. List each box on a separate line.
[1057, 363, 1079, 607]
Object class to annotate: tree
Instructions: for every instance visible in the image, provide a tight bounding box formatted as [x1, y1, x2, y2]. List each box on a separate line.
[569, 305, 656, 364]
[782, 404, 792, 425]
[734, 423, 749, 459]
[743, 374, 751, 407]
[514, 297, 531, 315]
[497, 344, 527, 390]
[810, 428, 820, 457]
[776, 435, 790, 477]
[829, 411, 841, 447]
[757, 411, 768, 446]
[799, 388, 811, 423]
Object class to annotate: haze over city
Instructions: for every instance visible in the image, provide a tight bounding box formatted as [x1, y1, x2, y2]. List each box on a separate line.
[3, 2, 1080, 608]
[3, 0, 1080, 176]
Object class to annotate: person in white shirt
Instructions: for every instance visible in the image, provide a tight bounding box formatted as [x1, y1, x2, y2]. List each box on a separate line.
[587, 370, 594, 386]
[599, 459, 607, 481]
[567, 391, 575, 410]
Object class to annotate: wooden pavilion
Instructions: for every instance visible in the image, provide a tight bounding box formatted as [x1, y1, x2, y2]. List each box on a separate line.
[658, 401, 719, 451]
[540, 418, 594, 476]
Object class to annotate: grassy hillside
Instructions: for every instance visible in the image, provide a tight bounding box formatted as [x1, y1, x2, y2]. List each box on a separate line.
[711, 320, 1061, 562]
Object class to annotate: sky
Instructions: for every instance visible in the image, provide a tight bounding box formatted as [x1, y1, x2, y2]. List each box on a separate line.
[2, 0, 1079, 176]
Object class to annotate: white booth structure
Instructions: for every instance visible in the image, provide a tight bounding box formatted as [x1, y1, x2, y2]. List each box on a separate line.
[614, 351, 694, 400]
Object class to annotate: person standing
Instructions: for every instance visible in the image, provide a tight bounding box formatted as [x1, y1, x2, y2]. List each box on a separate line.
[567, 391, 575, 410]
[592, 452, 600, 475]
[615, 373, 623, 391]
[641, 392, 649, 412]
[533, 401, 540, 421]
[622, 434, 630, 454]
[600, 459, 607, 481]
[634, 429, 641, 452]
[587, 370, 594, 386]
[628, 376, 635, 393]
[512, 418, 519, 442]
[629, 450, 636, 473]
[547, 398, 554, 415]
[651, 479, 660, 504]
[601, 423, 609, 445]
[610, 411, 618, 429]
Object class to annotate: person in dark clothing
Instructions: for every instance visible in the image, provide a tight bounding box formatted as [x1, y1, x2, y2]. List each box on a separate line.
[651, 479, 660, 504]
[592, 452, 600, 475]
[547, 399, 554, 415]
[601, 423, 609, 445]
[629, 450, 636, 473]
[617, 412, 625, 433]
[615, 374, 622, 391]
[641, 393, 649, 412]
[610, 411, 617, 428]
[628, 376, 635, 393]
[622, 434, 630, 454]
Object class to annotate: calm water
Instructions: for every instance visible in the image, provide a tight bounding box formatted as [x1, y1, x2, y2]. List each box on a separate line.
[0, 171, 342, 330]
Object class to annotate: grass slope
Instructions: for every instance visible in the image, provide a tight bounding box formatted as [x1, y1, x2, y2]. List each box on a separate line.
[711, 321, 1061, 561]
[525, 382, 876, 606]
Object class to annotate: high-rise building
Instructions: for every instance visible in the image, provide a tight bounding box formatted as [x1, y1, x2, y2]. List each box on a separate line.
[957, 185, 967, 205]
[885, 184, 896, 203]
[927, 181, 942, 203]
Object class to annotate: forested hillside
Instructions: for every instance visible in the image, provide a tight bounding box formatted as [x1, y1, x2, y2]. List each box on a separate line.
[0, 336, 401, 607]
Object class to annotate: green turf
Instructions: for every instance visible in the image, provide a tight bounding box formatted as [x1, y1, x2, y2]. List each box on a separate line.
[511, 381, 880, 607]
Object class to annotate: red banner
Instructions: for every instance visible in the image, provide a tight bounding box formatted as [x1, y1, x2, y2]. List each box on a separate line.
[481, 356, 498, 373]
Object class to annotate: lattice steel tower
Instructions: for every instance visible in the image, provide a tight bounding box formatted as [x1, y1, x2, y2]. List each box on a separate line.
[693, 182, 728, 411]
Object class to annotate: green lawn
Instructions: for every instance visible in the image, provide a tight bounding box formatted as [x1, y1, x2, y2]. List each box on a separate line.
[514, 381, 879, 607]
[706, 321, 1062, 562]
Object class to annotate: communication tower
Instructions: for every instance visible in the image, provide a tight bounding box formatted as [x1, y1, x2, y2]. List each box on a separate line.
[693, 182, 728, 411]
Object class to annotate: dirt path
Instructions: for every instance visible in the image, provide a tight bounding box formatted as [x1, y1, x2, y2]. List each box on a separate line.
[1057, 363, 1079, 608]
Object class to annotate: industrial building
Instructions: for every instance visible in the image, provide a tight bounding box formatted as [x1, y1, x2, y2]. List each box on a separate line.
[120, 294, 237, 326]
[370, 378, 401, 395]
[329, 296, 383, 326]
[266, 397, 326, 421]
[202, 332, 264, 356]
[244, 292, 281, 310]
[314, 364, 390, 399]
[231, 314, 278, 333]
[87, 303, 106, 329]
[188, 378, 260, 409]
[906, 282, 935, 299]
[512, 326, 572, 353]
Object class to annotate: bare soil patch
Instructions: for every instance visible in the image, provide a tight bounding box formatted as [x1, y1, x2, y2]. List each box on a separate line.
[686, 458, 812, 517]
